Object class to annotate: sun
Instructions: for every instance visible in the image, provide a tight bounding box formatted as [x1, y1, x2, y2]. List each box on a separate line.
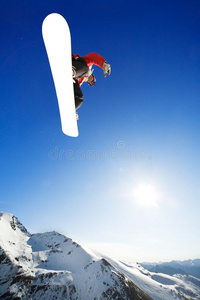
[133, 184, 158, 207]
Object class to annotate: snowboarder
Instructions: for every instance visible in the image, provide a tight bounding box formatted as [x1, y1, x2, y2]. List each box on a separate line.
[72, 52, 111, 114]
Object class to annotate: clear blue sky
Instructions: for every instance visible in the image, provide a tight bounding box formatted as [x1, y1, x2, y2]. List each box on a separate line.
[1, 0, 200, 262]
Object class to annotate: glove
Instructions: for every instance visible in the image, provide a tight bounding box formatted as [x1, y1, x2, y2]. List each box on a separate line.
[103, 62, 111, 77]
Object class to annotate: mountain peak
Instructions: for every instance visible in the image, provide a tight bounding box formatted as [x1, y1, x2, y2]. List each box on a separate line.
[0, 211, 29, 235]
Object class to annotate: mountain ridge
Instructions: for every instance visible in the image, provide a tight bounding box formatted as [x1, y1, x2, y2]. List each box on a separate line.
[0, 211, 200, 300]
[141, 259, 200, 279]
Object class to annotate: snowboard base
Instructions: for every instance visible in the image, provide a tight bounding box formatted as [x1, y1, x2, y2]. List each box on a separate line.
[42, 13, 78, 137]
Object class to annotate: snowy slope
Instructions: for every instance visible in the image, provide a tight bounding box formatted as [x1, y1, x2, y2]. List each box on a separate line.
[102, 259, 200, 300]
[0, 211, 200, 300]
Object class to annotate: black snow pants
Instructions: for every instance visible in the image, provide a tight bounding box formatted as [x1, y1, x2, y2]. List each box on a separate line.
[73, 79, 83, 110]
[72, 57, 89, 110]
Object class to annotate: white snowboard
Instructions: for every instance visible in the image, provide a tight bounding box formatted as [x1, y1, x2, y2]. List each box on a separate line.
[42, 13, 78, 137]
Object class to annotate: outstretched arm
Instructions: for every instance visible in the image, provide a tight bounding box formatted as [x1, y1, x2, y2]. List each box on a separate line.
[83, 52, 105, 69]
[83, 52, 111, 77]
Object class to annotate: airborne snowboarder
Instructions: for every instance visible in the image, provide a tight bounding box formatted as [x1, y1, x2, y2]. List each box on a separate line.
[72, 52, 111, 116]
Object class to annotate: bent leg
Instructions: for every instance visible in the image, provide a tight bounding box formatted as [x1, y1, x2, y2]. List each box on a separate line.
[72, 57, 89, 79]
[73, 79, 83, 110]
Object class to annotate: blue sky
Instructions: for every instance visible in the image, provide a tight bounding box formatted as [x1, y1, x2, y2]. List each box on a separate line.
[1, 0, 200, 262]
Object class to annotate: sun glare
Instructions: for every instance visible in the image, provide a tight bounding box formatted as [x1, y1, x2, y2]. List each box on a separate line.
[133, 184, 158, 207]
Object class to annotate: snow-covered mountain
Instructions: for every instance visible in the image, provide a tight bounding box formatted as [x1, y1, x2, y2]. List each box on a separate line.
[141, 260, 200, 279]
[0, 211, 200, 300]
